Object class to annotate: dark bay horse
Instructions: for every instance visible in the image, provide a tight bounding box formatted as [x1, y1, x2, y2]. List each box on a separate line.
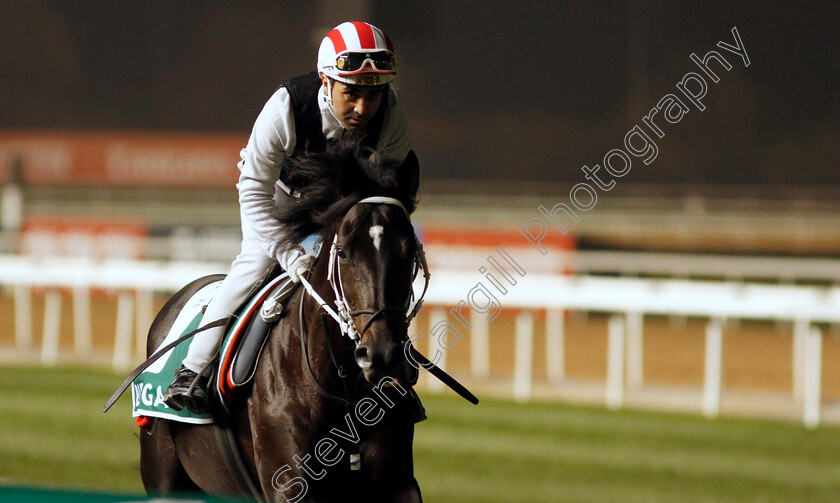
[140, 137, 424, 502]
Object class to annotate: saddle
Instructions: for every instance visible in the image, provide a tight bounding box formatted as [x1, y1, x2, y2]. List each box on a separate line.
[215, 268, 297, 407]
[128, 266, 297, 425]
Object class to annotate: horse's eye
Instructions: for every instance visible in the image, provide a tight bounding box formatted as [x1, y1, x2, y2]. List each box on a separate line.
[336, 247, 347, 260]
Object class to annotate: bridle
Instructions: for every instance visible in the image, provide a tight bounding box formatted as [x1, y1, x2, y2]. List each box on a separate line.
[293, 196, 476, 409]
[295, 196, 429, 407]
[298, 196, 430, 347]
[290, 196, 430, 473]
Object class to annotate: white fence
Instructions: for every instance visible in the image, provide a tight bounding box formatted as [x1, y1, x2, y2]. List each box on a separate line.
[0, 255, 836, 427]
[419, 271, 836, 427]
[568, 250, 840, 283]
[0, 256, 221, 370]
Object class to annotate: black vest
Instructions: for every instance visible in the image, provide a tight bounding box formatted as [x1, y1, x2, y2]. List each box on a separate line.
[279, 72, 389, 191]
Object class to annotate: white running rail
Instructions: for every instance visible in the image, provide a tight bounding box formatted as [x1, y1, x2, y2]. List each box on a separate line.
[0, 255, 835, 427]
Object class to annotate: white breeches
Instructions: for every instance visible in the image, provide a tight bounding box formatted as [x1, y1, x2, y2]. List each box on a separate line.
[182, 208, 275, 372]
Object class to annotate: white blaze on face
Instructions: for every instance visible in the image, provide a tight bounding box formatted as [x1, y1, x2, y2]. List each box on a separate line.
[369, 225, 384, 251]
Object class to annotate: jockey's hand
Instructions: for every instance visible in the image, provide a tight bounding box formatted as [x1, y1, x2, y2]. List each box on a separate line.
[288, 253, 316, 283]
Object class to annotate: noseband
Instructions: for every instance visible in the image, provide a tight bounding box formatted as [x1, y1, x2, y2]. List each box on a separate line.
[298, 196, 430, 346]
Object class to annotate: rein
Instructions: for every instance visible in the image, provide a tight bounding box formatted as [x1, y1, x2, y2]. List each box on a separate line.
[102, 317, 230, 413]
[297, 282, 355, 407]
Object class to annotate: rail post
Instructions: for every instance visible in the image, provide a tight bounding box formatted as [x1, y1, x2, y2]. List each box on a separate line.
[702, 318, 724, 418]
[545, 308, 565, 384]
[803, 325, 823, 429]
[606, 314, 626, 410]
[14, 284, 32, 351]
[513, 310, 534, 402]
[112, 291, 135, 371]
[470, 308, 489, 380]
[135, 289, 154, 360]
[792, 317, 809, 401]
[626, 310, 644, 389]
[427, 308, 447, 393]
[41, 289, 62, 366]
[72, 286, 92, 356]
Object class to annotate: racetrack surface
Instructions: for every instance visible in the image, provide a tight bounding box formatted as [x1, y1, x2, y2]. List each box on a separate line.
[1, 365, 839, 502]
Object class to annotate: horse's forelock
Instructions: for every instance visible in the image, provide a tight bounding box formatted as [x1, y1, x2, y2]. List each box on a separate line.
[274, 135, 415, 246]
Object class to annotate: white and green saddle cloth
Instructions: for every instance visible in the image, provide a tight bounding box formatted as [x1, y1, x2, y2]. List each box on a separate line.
[131, 280, 222, 424]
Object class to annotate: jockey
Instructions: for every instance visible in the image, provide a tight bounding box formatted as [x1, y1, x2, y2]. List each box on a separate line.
[164, 21, 418, 414]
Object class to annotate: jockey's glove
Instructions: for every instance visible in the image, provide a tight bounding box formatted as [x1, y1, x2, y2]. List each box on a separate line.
[288, 252, 316, 283]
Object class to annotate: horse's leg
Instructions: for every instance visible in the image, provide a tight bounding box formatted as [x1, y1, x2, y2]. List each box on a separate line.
[387, 477, 423, 503]
[360, 391, 423, 503]
[387, 478, 423, 503]
[170, 422, 246, 497]
[140, 419, 201, 494]
[139, 275, 237, 496]
[247, 331, 323, 503]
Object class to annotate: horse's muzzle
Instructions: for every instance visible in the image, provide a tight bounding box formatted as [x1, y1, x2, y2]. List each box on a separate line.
[354, 341, 401, 382]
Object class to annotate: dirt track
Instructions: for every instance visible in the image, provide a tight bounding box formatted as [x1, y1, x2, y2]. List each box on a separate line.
[1, 291, 838, 400]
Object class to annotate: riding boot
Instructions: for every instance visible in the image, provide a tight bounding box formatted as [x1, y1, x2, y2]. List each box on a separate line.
[164, 365, 210, 414]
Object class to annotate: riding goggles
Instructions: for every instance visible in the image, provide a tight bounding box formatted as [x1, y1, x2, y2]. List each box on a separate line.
[335, 50, 396, 74]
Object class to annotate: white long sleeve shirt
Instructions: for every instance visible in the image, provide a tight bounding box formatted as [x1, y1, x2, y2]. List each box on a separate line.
[236, 82, 412, 269]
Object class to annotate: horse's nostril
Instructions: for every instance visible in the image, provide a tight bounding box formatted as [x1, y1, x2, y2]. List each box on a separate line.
[355, 346, 372, 369]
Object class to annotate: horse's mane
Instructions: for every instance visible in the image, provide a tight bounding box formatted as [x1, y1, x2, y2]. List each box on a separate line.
[274, 133, 419, 247]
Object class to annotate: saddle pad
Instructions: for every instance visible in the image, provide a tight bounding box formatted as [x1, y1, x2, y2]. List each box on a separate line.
[132, 272, 291, 424]
[132, 280, 221, 424]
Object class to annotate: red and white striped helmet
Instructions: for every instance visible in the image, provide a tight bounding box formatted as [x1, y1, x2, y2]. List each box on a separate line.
[317, 22, 397, 86]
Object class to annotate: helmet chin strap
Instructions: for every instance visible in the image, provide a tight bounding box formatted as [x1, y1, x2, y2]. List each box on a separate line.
[323, 78, 343, 126]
